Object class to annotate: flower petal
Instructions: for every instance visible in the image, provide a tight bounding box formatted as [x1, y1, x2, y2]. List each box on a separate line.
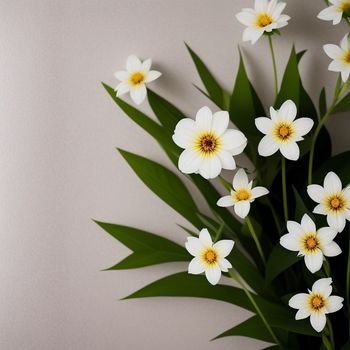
[293, 118, 314, 137]
[199, 228, 213, 246]
[312, 277, 333, 297]
[323, 171, 342, 193]
[114, 70, 128, 81]
[318, 6, 342, 25]
[141, 58, 152, 71]
[296, 308, 311, 320]
[115, 82, 130, 96]
[178, 149, 203, 174]
[289, 293, 308, 309]
[212, 111, 229, 136]
[340, 33, 349, 51]
[327, 212, 346, 233]
[234, 201, 251, 219]
[205, 264, 222, 285]
[235, 11, 256, 26]
[126, 54, 142, 72]
[217, 150, 236, 170]
[172, 118, 197, 148]
[258, 135, 279, 157]
[242, 27, 264, 44]
[221, 130, 247, 152]
[280, 233, 300, 252]
[287, 221, 303, 236]
[301, 214, 316, 233]
[255, 117, 273, 135]
[232, 168, 249, 190]
[317, 227, 337, 245]
[195, 106, 212, 130]
[280, 141, 300, 161]
[213, 240, 235, 258]
[198, 155, 222, 179]
[218, 258, 232, 272]
[188, 257, 205, 274]
[307, 184, 326, 203]
[130, 84, 147, 105]
[313, 203, 327, 215]
[322, 242, 342, 257]
[145, 70, 162, 83]
[217, 195, 235, 207]
[310, 312, 326, 333]
[251, 186, 269, 199]
[304, 250, 323, 273]
[326, 296, 344, 313]
[185, 237, 203, 256]
[323, 44, 343, 59]
[278, 100, 297, 121]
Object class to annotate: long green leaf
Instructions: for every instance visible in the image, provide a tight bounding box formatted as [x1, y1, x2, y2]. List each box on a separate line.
[118, 149, 202, 228]
[333, 90, 350, 114]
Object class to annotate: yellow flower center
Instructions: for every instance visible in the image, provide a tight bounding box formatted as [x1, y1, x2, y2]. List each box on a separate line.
[236, 189, 250, 201]
[203, 249, 217, 264]
[274, 122, 294, 142]
[257, 13, 273, 27]
[340, 1, 350, 11]
[194, 132, 220, 156]
[304, 235, 318, 251]
[310, 295, 324, 310]
[326, 194, 346, 212]
[130, 72, 145, 86]
[343, 50, 350, 64]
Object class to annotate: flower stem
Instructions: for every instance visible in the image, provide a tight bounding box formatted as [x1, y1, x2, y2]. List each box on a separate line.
[327, 318, 335, 350]
[308, 78, 350, 184]
[281, 157, 288, 223]
[246, 216, 266, 265]
[268, 35, 278, 99]
[228, 269, 282, 348]
[347, 234, 350, 337]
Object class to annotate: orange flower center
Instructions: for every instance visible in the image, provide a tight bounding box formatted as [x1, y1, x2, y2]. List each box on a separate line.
[236, 189, 250, 201]
[340, 1, 350, 11]
[279, 125, 290, 138]
[130, 72, 144, 85]
[257, 14, 273, 27]
[330, 196, 343, 210]
[306, 237, 317, 250]
[343, 50, 350, 63]
[311, 295, 324, 310]
[204, 249, 217, 264]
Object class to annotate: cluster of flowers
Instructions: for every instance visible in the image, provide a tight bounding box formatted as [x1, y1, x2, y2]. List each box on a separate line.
[113, 0, 350, 335]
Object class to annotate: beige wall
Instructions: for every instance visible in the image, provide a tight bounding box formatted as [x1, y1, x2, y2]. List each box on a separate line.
[1, 1, 349, 349]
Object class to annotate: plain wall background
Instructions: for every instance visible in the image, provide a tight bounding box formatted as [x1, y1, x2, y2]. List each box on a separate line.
[1, 1, 350, 349]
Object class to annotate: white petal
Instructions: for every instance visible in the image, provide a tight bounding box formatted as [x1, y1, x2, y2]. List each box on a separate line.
[255, 0, 268, 12]
[326, 296, 344, 313]
[234, 201, 250, 219]
[293, 118, 314, 137]
[267, 0, 278, 13]
[255, 117, 273, 135]
[296, 308, 311, 320]
[217, 195, 235, 207]
[251, 186, 269, 199]
[141, 58, 152, 71]
[145, 70, 162, 83]
[188, 257, 205, 274]
[198, 156, 222, 179]
[289, 293, 308, 309]
[115, 82, 130, 96]
[218, 258, 232, 272]
[205, 264, 222, 285]
[317, 6, 341, 24]
[280, 141, 300, 161]
[287, 221, 303, 236]
[272, 2, 287, 18]
[323, 44, 343, 59]
[280, 233, 300, 252]
[340, 33, 349, 51]
[114, 70, 128, 81]
[199, 228, 213, 246]
[130, 85, 147, 105]
[278, 100, 297, 121]
[322, 242, 342, 257]
[346, 208, 350, 221]
[235, 11, 256, 26]
[342, 185, 350, 202]
[231, 141, 248, 156]
[310, 313, 327, 333]
[312, 277, 333, 297]
[258, 135, 279, 157]
[242, 27, 264, 44]
[185, 237, 203, 256]
[178, 149, 203, 174]
[307, 185, 326, 203]
[213, 240, 235, 258]
[341, 69, 350, 83]
[324, 171, 342, 193]
[327, 212, 346, 232]
[317, 227, 338, 245]
[314, 203, 328, 215]
[221, 130, 247, 152]
[301, 214, 316, 233]
[232, 168, 249, 190]
[212, 111, 229, 136]
[329, 59, 347, 72]
[217, 151, 236, 170]
[270, 106, 278, 121]
[304, 250, 323, 273]
[126, 54, 142, 72]
[172, 118, 197, 149]
[195, 106, 212, 130]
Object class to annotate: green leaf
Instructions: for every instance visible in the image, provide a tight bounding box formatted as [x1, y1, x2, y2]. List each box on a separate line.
[118, 149, 202, 228]
[185, 43, 227, 109]
[333, 90, 350, 114]
[319, 88, 327, 117]
[95, 222, 188, 269]
[265, 245, 301, 285]
[293, 187, 315, 222]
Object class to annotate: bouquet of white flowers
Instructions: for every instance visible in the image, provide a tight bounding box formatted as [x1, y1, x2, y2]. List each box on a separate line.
[98, 1, 350, 348]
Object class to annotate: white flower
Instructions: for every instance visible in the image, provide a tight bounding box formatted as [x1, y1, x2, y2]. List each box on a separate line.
[289, 278, 343, 332]
[318, 0, 350, 25]
[114, 55, 161, 105]
[172, 107, 247, 179]
[185, 228, 234, 285]
[235, 0, 290, 44]
[216, 169, 269, 219]
[323, 34, 350, 83]
[280, 214, 341, 273]
[255, 100, 314, 161]
[307, 171, 350, 233]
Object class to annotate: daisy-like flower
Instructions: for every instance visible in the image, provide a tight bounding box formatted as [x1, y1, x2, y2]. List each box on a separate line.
[114, 55, 161, 105]
[185, 228, 234, 285]
[318, 0, 350, 25]
[280, 214, 341, 273]
[255, 100, 314, 161]
[323, 34, 350, 83]
[172, 106, 247, 179]
[289, 278, 344, 332]
[307, 171, 350, 233]
[235, 0, 290, 44]
[216, 169, 269, 219]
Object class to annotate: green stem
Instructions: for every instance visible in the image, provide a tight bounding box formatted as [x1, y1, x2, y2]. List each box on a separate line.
[308, 78, 350, 184]
[323, 258, 331, 277]
[228, 269, 282, 348]
[214, 222, 224, 242]
[268, 35, 278, 98]
[267, 200, 283, 235]
[327, 319, 335, 350]
[281, 157, 288, 223]
[347, 234, 350, 335]
[246, 216, 266, 265]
